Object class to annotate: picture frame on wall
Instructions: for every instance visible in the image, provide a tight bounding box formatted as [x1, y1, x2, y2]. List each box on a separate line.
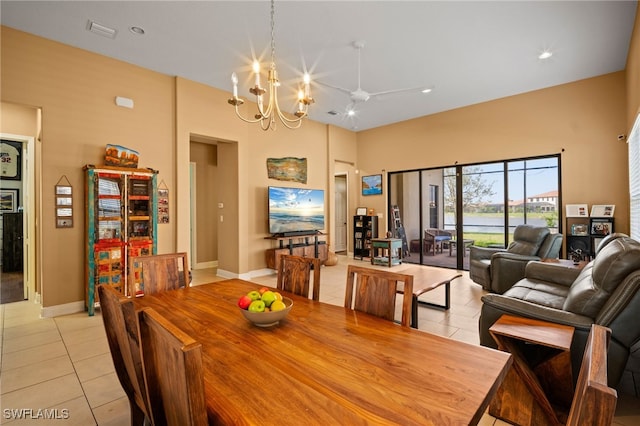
[0, 140, 22, 181]
[565, 204, 589, 217]
[356, 207, 367, 216]
[590, 204, 615, 217]
[0, 188, 19, 212]
[362, 174, 382, 196]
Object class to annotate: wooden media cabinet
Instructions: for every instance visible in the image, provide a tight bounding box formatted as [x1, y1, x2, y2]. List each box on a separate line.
[265, 233, 328, 269]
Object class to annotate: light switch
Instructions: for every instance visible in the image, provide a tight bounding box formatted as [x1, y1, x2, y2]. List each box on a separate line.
[218, 203, 224, 208]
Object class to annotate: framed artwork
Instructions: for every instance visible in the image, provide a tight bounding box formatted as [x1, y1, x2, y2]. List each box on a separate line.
[565, 204, 588, 217]
[158, 186, 169, 224]
[0, 188, 19, 212]
[362, 174, 382, 196]
[570, 223, 588, 236]
[591, 220, 613, 236]
[356, 207, 367, 216]
[590, 204, 615, 217]
[55, 182, 73, 228]
[1, 140, 22, 181]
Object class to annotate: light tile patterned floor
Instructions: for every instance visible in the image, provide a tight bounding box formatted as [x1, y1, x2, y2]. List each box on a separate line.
[1, 254, 638, 425]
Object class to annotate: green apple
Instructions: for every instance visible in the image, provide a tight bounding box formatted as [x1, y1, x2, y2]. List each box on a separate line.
[261, 290, 277, 307]
[247, 290, 261, 301]
[248, 300, 265, 312]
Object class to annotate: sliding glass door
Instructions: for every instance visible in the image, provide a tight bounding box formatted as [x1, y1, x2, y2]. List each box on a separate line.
[389, 155, 560, 270]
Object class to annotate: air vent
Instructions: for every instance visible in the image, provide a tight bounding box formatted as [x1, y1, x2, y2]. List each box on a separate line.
[87, 20, 117, 39]
[327, 110, 340, 116]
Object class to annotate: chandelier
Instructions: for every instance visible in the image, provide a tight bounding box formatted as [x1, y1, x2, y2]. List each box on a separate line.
[227, 0, 314, 130]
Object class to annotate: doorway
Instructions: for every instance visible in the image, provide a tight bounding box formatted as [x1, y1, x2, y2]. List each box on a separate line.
[334, 173, 348, 253]
[1, 133, 36, 304]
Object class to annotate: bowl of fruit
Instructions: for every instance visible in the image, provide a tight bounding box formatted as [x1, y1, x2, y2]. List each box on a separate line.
[237, 287, 293, 327]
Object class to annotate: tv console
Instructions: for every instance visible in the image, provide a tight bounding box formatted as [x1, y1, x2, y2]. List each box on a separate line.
[265, 233, 328, 269]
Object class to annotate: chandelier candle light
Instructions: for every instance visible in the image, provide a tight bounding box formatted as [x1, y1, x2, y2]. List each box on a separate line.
[228, 0, 314, 130]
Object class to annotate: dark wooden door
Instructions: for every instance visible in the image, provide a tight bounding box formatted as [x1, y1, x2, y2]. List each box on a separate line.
[2, 212, 23, 272]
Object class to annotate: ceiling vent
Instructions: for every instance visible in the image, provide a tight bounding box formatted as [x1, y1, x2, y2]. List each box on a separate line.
[87, 20, 117, 39]
[327, 110, 340, 116]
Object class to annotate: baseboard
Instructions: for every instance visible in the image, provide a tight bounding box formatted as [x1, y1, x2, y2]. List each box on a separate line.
[40, 300, 85, 318]
[217, 268, 276, 281]
[193, 260, 218, 270]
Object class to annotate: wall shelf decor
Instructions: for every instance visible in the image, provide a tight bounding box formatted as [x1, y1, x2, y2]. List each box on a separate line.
[158, 180, 169, 224]
[55, 176, 73, 228]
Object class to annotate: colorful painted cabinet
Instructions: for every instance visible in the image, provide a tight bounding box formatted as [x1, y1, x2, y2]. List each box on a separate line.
[84, 165, 158, 315]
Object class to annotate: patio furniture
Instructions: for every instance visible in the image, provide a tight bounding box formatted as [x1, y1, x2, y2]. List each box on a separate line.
[424, 229, 453, 256]
[448, 238, 475, 257]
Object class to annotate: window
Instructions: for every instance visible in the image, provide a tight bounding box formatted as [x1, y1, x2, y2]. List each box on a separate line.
[629, 114, 640, 240]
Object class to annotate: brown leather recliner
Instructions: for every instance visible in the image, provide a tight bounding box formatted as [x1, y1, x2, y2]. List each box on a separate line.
[469, 224, 563, 294]
[479, 233, 640, 388]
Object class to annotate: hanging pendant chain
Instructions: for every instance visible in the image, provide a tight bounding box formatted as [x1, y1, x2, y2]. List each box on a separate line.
[270, 0, 276, 68]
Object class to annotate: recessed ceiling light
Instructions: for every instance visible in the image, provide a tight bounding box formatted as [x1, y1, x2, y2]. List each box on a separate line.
[538, 50, 553, 60]
[422, 88, 433, 94]
[347, 109, 356, 117]
[129, 26, 145, 35]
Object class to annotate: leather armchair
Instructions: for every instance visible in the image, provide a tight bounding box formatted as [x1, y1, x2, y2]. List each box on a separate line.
[469, 224, 563, 294]
[479, 233, 640, 388]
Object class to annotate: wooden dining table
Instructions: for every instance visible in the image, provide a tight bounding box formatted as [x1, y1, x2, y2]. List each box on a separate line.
[132, 279, 512, 425]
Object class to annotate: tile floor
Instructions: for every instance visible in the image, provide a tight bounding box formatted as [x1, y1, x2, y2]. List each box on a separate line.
[1, 254, 638, 425]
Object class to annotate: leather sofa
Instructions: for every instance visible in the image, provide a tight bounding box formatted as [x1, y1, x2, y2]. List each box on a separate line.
[479, 233, 640, 387]
[469, 224, 563, 294]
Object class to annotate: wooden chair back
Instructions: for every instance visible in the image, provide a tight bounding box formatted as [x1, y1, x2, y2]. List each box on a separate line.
[97, 285, 149, 425]
[129, 252, 189, 297]
[277, 254, 321, 301]
[344, 264, 413, 327]
[566, 325, 617, 426]
[138, 307, 208, 426]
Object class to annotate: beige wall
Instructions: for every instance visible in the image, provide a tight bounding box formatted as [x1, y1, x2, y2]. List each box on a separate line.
[357, 72, 630, 237]
[2, 10, 639, 313]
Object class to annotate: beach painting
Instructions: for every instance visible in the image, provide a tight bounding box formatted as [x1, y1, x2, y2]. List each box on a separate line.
[362, 174, 383, 196]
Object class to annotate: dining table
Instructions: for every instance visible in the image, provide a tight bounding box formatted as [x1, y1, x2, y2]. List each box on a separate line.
[131, 279, 512, 425]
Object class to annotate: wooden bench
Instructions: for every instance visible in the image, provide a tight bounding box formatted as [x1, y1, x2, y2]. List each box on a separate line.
[566, 324, 617, 426]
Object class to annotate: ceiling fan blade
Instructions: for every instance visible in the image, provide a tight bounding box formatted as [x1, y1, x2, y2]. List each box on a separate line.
[368, 86, 426, 98]
[316, 80, 354, 96]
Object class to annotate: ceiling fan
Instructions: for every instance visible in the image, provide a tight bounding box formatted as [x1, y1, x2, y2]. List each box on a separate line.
[319, 41, 430, 116]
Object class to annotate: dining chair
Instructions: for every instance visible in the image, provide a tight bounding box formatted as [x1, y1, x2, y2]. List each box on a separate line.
[137, 307, 208, 426]
[277, 254, 321, 301]
[97, 285, 150, 426]
[566, 324, 617, 426]
[344, 264, 413, 327]
[128, 252, 189, 297]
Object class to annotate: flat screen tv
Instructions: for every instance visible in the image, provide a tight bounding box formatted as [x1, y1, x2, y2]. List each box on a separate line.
[268, 186, 325, 236]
